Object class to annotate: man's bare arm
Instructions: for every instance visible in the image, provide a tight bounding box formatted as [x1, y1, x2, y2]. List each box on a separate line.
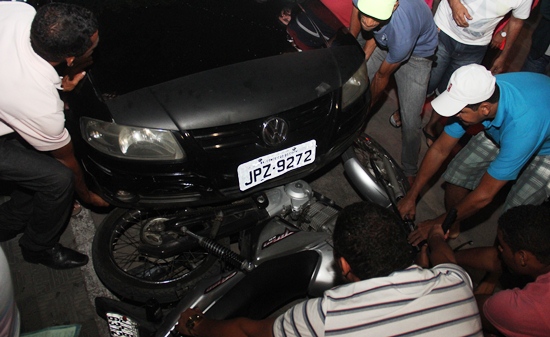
[409, 173, 508, 246]
[491, 16, 524, 74]
[50, 141, 109, 207]
[177, 308, 276, 337]
[398, 131, 459, 220]
[455, 247, 502, 272]
[369, 60, 400, 107]
[427, 224, 457, 266]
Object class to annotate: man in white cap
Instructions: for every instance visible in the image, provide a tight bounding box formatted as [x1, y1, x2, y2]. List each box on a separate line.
[351, 0, 438, 185]
[399, 64, 550, 246]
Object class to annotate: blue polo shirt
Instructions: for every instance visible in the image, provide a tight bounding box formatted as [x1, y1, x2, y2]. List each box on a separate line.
[353, 0, 437, 63]
[445, 72, 550, 181]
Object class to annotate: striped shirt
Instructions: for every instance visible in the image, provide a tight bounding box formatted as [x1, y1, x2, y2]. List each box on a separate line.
[273, 264, 482, 337]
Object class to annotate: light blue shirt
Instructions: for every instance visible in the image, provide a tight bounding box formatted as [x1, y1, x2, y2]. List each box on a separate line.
[445, 72, 550, 181]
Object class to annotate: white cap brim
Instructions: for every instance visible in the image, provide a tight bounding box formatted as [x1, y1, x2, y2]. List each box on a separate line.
[431, 91, 468, 117]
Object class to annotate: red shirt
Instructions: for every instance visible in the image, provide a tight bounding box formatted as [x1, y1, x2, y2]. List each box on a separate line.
[484, 271, 550, 337]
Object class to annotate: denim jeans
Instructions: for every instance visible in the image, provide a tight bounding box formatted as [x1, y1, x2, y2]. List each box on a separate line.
[427, 30, 487, 95]
[367, 47, 433, 176]
[0, 136, 74, 251]
[521, 53, 550, 74]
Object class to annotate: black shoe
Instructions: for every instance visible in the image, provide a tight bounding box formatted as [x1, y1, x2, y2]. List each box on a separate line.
[21, 244, 89, 269]
[0, 228, 24, 242]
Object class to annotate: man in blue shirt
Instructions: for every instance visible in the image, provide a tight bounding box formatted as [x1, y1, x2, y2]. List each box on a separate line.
[400, 64, 550, 245]
[352, 0, 438, 183]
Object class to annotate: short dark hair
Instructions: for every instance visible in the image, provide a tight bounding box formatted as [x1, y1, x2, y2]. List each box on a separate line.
[333, 201, 413, 280]
[499, 204, 550, 265]
[30, 3, 98, 63]
[466, 83, 500, 111]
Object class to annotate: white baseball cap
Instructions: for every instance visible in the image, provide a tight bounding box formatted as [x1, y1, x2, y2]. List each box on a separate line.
[431, 64, 496, 117]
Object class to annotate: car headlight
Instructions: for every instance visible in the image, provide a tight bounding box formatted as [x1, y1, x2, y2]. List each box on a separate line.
[80, 117, 185, 161]
[341, 62, 369, 110]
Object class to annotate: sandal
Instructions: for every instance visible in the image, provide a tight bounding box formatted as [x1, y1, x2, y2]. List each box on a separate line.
[422, 127, 438, 147]
[389, 110, 401, 128]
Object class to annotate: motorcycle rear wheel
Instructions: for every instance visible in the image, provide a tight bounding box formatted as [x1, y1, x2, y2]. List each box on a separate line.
[92, 207, 227, 304]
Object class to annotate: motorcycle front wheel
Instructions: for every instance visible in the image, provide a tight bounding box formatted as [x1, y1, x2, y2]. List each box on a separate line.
[92, 207, 226, 304]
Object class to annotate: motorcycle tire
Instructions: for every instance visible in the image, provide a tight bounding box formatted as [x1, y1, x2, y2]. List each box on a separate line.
[92, 207, 227, 304]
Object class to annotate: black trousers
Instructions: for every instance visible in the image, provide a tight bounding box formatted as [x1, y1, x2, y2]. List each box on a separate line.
[0, 136, 74, 251]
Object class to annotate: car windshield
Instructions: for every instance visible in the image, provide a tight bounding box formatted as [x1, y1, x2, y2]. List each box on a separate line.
[70, 0, 346, 96]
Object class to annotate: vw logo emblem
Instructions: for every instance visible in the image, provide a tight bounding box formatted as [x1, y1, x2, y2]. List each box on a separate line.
[262, 117, 288, 146]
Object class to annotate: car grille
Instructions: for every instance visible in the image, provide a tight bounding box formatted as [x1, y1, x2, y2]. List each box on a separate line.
[190, 95, 333, 152]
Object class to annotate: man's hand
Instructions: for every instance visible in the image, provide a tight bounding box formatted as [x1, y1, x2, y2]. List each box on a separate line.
[80, 190, 109, 208]
[61, 71, 87, 92]
[175, 307, 275, 337]
[427, 221, 448, 240]
[449, 0, 472, 27]
[490, 54, 506, 74]
[176, 308, 205, 336]
[408, 218, 440, 247]
[398, 194, 417, 221]
[62, 54, 94, 91]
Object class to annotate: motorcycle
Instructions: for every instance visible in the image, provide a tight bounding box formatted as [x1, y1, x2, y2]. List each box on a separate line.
[93, 133, 411, 337]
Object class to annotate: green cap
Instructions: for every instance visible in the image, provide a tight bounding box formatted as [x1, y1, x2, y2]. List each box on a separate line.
[357, 0, 397, 21]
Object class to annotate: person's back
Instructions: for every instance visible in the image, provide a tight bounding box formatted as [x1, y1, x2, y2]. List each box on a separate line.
[484, 271, 550, 336]
[275, 264, 481, 336]
[375, 0, 437, 60]
[273, 202, 482, 336]
[176, 201, 482, 337]
[0, 2, 68, 150]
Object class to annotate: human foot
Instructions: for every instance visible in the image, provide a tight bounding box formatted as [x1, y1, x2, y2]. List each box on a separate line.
[389, 110, 401, 128]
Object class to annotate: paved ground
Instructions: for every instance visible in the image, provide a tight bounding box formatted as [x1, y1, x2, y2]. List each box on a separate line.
[2, 10, 543, 336]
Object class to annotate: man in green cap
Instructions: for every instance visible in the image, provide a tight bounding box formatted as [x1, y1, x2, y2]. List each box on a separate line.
[351, 0, 438, 185]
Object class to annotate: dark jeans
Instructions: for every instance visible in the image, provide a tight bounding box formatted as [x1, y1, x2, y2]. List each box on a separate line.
[0, 136, 74, 251]
[427, 30, 488, 95]
[521, 53, 550, 75]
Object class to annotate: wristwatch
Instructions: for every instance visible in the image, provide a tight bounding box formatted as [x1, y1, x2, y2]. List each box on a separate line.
[186, 313, 204, 336]
[500, 31, 507, 38]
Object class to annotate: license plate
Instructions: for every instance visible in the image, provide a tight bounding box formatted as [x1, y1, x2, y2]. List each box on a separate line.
[106, 312, 139, 337]
[238, 140, 316, 191]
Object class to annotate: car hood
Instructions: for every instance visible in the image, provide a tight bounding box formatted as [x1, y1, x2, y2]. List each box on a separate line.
[83, 0, 364, 130]
[103, 46, 363, 130]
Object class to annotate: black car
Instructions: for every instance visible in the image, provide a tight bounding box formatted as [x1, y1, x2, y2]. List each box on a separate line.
[65, 0, 370, 208]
